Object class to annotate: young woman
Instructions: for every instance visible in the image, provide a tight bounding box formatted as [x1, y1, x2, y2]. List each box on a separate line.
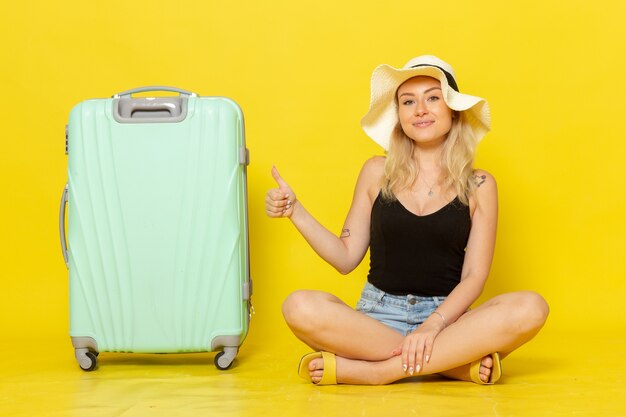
[265, 55, 549, 385]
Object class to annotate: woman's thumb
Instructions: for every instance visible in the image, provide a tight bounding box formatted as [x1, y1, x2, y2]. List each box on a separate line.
[271, 166, 289, 190]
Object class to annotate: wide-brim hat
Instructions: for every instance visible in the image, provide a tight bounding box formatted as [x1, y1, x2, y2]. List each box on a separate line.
[361, 55, 490, 150]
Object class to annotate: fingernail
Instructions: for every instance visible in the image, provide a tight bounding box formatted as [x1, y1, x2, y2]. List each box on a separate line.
[287, 200, 292, 205]
[416, 364, 421, 373]
[408, 367, 414, 375]
[285, 194, 290, 198]
[402, 364, 407, 372]
[425, 355, 430, 363]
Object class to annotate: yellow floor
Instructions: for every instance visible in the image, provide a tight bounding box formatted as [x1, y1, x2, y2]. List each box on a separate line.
[2, 329, 625, 417]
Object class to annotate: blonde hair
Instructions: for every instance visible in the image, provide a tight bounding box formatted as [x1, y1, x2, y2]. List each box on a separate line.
[381, 111, 478, 206]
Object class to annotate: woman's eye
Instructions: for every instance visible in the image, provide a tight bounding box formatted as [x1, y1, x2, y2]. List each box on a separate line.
[427, 96, 440, 102]
[402, 100, 414, 105]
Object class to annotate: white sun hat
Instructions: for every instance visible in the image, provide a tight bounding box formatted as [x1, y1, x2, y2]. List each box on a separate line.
[360, 55, 491, 150]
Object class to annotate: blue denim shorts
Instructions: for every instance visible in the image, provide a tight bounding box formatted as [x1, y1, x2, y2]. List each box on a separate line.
[356, 282, 446, 336]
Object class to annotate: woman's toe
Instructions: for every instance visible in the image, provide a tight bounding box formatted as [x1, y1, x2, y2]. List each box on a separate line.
[309, 358, 325, 382]
[479, 365, 491, 382]
[310, 369, 324, 378]
[309, 358, 324, 371]
[481, 355, 493, 368]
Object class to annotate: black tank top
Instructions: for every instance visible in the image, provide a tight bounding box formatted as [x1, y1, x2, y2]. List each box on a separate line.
[367, 192, 471, 296]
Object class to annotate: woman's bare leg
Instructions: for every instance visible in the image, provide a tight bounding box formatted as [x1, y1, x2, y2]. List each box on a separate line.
[282, 289, 405, 360]
[436, 291, 548, 383]
[283, 290, 549, 385]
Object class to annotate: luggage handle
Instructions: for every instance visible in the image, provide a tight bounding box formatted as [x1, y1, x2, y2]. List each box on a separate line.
[122, 100, 183, 118]
[60, 184, 69, 268]
[113, 86, 197, 98]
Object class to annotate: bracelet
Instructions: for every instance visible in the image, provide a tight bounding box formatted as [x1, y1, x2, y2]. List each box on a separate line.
[432, 311, 447, 328]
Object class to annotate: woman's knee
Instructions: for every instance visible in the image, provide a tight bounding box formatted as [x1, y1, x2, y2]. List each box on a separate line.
[511, 291, 549, 333]
[282, 290, 321, 326]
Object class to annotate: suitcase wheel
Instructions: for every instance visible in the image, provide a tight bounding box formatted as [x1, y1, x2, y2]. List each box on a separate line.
[214, 347, 237, 370]
[75, 348, 98, 371]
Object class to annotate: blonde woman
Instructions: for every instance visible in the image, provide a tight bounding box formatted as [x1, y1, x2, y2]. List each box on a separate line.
[266, 55, 549, 385]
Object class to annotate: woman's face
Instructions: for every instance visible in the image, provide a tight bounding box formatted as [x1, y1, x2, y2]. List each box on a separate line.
[397, 76, 453, 147]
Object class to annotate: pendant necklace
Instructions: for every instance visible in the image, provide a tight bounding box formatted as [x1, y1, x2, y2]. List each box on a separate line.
[418, 169, 437, 197]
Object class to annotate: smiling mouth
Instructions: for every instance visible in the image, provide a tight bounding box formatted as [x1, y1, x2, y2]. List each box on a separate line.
[413, 121, 434, 127]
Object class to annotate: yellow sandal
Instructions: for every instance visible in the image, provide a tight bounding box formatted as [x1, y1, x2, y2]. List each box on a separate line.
[469, 352, 502, 384]
[297, 351, 337, 385]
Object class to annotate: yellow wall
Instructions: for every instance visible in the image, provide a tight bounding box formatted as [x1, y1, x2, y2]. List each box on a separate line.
[1, 0, 624, 344]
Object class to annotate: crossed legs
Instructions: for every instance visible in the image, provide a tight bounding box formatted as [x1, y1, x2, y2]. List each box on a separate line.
[282, 290, 549, 385]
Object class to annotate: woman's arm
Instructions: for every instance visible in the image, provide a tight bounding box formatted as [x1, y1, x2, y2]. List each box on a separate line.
[435, 169, 498, 324]
[265, 157, 384, 274]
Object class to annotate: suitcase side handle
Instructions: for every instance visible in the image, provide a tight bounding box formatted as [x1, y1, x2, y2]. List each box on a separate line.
[60, 184, 69, 268]
[113, 86, 197, 98]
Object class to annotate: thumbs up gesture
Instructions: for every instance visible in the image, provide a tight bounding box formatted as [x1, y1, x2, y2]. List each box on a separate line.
[266, 166, 297, 218]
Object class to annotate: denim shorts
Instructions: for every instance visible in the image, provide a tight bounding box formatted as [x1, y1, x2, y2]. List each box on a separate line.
[355, 282, 446, 336]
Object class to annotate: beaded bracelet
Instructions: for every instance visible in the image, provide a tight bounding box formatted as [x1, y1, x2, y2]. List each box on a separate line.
[432, 311, 447, 328]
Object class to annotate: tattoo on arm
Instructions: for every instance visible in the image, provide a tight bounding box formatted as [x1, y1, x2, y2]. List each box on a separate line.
[474, 174, 487, 188]
[340, 228, 351, 238]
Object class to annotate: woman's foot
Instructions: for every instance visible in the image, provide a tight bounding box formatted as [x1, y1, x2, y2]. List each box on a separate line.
[439, 355, 496, 383]
[298, 352, 338, 385]
[305, 354, 406, 385]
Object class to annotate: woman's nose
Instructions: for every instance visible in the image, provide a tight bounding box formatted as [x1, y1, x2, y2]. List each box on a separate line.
[414, 102, 427, 116]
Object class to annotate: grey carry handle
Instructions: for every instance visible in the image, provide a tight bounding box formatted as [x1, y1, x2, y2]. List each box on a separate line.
[113, 86, 195, 123]
[60, 184, 69, 268]
[113, 86, 197, 98]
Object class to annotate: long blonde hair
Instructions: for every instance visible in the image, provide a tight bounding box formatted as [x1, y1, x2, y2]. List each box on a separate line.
[381, 111, 478, 206]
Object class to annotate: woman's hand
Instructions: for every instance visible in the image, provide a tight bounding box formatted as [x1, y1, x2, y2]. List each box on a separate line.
[392, 319, 445, 375]
[265, 166, 297, 218]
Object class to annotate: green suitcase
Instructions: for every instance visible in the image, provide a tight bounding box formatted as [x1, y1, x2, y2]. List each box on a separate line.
[59, 86, 251, 371]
